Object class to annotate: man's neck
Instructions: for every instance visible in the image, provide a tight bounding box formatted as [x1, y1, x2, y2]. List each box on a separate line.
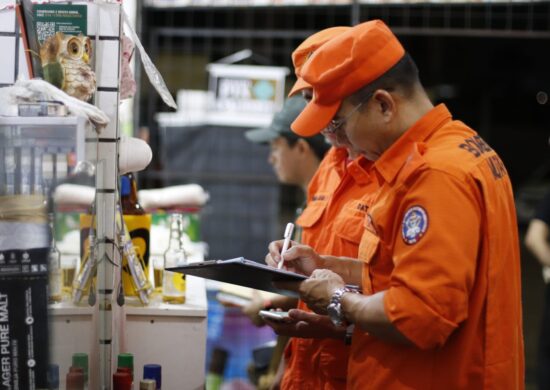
[395, 91, 434, 141]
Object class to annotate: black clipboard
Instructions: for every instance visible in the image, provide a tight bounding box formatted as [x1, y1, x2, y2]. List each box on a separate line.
[168, 257, 306, 296]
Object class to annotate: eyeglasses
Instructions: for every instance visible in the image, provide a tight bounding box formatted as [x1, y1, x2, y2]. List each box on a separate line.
[322, 93, 373, 135]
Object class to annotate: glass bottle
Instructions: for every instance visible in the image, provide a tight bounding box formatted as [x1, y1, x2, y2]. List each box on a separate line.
[120, 173, 151, 298]
[121, 173, 145, 215]
[73, 201, 96, 304]
[48, 213, 62, 303]
[162, 214, 187, 304]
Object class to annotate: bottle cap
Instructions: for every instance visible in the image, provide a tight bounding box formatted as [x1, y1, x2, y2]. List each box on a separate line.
[118, 353, 134, 369]
[120, 175, 131, 196]
[72, 353, 88, 381]
[66, 370, 84, 390]
[143, 363, 161, 389]
[113, 371, 132, 390]
[140, 379, 157, 390]
[48, 364, 59, 389]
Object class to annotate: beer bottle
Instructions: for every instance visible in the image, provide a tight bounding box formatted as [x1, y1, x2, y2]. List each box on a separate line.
[162, 213, 187, 304]
[120, 173, 151, 297]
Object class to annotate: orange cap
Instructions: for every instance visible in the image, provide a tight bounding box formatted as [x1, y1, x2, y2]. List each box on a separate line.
[291, 20, 405, 137]
[288, 26, 351, 97]
[288, 77, 310, 98]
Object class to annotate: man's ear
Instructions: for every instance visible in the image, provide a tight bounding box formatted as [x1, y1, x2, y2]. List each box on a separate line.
[295, 138, 311, 154]
[373, 90, 396, 122]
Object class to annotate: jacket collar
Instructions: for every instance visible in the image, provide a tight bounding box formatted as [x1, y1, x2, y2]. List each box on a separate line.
[373, 104, 452, 185]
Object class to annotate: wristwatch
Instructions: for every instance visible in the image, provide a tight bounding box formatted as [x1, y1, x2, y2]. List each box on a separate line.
[327, 287, 355, 327]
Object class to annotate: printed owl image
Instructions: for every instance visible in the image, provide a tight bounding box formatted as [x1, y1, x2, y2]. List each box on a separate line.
[39, 32, 97, 102]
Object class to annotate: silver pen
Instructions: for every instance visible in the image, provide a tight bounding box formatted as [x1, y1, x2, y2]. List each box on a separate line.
[278, 222, 294, 270]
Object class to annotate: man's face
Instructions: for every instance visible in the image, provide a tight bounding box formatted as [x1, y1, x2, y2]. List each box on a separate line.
[302, 88, 355, 150]
[337, 95, 389, 161]
[268, 137, 302, 185]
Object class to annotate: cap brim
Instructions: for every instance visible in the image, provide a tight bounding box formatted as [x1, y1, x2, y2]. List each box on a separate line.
[291, 99, 340, 137]
[244, 127, 280, 144]
[288, 78, 311, 97]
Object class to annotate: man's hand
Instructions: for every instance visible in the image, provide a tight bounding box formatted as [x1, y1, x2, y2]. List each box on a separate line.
[264, 308, 346, 339]
[265, 242, 324, 276]
[299, 269, 346, 314]
[242, 290, 267, 327]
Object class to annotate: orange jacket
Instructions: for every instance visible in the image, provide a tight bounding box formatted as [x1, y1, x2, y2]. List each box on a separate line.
[350, 104, 524, 389]
[281, 147, 375, 390]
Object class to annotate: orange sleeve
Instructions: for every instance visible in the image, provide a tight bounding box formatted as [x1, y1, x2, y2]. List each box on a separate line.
[384, 169, 482, 349]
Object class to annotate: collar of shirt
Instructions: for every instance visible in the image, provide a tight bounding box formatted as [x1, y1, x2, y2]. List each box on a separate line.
[373, 103, 452, 185]
[326, 147, 349, 178]
[327, 147, 373, 185]
[346, 156, 373, 185]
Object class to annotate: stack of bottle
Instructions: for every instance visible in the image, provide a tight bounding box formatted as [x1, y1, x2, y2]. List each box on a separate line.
[50, 173, 196, 306]
[51, 352, 163, 389]
[114, 353, 162, 390]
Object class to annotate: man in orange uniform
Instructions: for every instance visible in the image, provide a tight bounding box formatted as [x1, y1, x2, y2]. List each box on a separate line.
[269, 20, 524, 389]
[263, 27, 378, 389]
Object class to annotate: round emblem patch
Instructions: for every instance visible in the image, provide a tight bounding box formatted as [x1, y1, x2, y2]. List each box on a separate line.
[402, 206, 428, 245]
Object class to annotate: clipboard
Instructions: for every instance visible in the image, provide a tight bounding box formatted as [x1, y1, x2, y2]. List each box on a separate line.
[167, 257, 306, 296]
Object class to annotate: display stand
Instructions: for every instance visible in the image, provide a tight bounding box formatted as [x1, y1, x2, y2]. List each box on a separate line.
[50, 276, 207, 389]
[1, 1, 207, 388]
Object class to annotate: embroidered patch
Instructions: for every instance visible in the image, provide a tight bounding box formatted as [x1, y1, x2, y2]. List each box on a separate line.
[402, 206, 428, 245]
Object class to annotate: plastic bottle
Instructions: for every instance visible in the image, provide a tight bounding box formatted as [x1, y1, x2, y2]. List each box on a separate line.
[48, 213, 62, 303]
[72, 353, 88, 389]
[162, 213, 187, 304]
[66, 366, 84, 390]
[143, 363, 161, 389]
[113, 370, 132, 390]
[118, 353, 134, 382]
[120, 173, 152, 297]
[47, 364, 59, 390]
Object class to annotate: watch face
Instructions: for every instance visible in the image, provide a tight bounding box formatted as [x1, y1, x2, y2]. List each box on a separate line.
[327, 302, 343, 327]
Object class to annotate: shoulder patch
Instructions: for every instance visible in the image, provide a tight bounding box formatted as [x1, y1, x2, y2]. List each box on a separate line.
[401, 206, 428, 245]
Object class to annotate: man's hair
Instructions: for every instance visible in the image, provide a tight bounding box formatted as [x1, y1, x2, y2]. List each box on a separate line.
[349, 52, 421, 105]
[281, 133, 330, 161]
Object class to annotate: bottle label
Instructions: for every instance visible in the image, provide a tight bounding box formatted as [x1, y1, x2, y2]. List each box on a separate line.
[79, 213, 151, 297]
[162, 271, 186, 302]
[122, 214, 151, 297]
[78, 213, 96, 296]
[172, 272, 186, 292]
